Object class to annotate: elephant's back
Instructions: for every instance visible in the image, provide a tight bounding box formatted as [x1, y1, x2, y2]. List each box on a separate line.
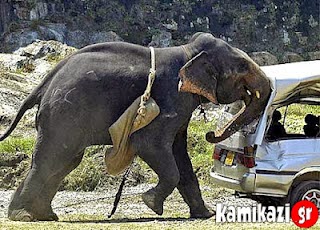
[38, 45, 151, 143]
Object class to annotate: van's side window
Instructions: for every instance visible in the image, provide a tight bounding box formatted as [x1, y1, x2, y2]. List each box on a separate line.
[266, 103, 320, 140]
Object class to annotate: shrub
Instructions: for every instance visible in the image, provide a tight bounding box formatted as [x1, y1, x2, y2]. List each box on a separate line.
[187, 120, 215, 183]
[0, 137, 36, 156]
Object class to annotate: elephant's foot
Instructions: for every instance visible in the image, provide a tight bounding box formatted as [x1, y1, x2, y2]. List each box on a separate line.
[190, 206, 215, 219]
[37, 211, 59, 221]
[142, 189, 164, 215]
[8, 208, 58, 222]
[8, 209, 34, 222]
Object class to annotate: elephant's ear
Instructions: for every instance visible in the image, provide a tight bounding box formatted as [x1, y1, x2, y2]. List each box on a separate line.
[178, 51, 219, 104]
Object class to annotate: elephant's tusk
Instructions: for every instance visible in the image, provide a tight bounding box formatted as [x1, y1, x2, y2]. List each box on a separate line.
[178, 79, 183, 91]
[256, 91, 260, 99]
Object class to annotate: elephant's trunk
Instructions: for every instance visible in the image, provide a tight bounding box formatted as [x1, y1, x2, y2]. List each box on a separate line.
[206, 65, 271, 143]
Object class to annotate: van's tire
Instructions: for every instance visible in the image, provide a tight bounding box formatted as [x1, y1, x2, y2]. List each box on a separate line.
[290, 181, 320, 209]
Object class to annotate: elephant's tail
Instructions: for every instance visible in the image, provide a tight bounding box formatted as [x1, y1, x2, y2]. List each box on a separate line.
[0, 90, 39, 141]
[0, 55, 72, 142]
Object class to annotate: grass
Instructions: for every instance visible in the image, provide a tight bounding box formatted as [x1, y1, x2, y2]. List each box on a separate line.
[1, 102, 320, 192]
[187, 119, 215, 184]
[278, 103, 320, 134]
[0, 119, 215, 191]
[60, 147, 104, 191]
[1, 112, 320, 229]
[0, 138, 106, 191]
[0, 215, 316, 230]
[2, 102, 319, 192]
[0, 137, 35, 156]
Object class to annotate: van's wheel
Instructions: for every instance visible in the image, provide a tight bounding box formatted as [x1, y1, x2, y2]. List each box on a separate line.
[290, 181, 320, 211]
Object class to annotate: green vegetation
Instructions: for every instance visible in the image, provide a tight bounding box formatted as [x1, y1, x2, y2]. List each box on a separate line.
[0, 137, 35, 156]
[1, 109, 319, 227]
[0, 140, 109, 191]
[187, 119, 215, 184]
[278, 104, 320, 134]
[1, 103, 319, 191]
[0, 119, 215, 191]
[45, 54, 66, 64]
[60, 146, 105, 191]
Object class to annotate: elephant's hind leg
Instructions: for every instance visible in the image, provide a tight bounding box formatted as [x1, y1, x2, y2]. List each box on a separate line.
[132, 133, 180, 215]
[8, 133, 85, 221]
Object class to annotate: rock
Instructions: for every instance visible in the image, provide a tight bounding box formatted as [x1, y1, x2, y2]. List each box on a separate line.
[14, 40, 76, 60]
[29, 2, 49, 20]
[3, 23, 68, 52]
[28, 59, 53, 81]
[90, 31, 124, 44]
[13, 4, 30, 20]
[0, 40, 77, 130]
[0, 71, 37, 127]
[0, 54, 29, 71]
[308, 51, 320, 61]
[163, 19, 178, 31]
[148, 31, 172, 48]
[13, 40, 76, 82]
[0, 1, 11, 34]
[282, 52, 304, 63]
[67, 30, 123, 48]
[1, 0, 319, 59]
[3, 24, 121, 52]
[249, 51, 279, 66]
[66, 30, 87, 48]
[4, 30, 41, 52]
[38, 23, 67, 43]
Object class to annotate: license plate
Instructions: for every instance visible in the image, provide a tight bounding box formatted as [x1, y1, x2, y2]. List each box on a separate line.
[225, 152, 235, 166]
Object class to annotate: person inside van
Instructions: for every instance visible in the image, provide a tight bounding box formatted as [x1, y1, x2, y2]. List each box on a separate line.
[267, 110, 286, 140]
[303, 114, 319, 137]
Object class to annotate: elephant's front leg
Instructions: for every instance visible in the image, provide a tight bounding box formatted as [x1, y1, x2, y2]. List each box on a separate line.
[132, 133, 180, 215]
[173, 126, 214, 218]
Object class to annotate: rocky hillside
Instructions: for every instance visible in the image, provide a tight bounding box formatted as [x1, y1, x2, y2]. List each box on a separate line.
[0, 40, 76, 134]
[1, 0, 319, 62]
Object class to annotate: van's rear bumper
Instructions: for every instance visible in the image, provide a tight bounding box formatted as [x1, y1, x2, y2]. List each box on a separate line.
[210, 166, 256, 193]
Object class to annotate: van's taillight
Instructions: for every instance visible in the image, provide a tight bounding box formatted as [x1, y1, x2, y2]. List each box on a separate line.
[240, 146, 257, 168]
[213, 147, 222, 160]
[243, 155, 255, 168]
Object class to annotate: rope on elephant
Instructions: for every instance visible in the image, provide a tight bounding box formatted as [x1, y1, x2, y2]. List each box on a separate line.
[104, 46, 160, 176]
[106, 46, 160, 218]
[108, 165, 132, 218]
[137, 46, 156, 118]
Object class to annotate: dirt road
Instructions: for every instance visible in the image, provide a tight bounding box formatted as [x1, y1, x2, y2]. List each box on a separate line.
[0, 184, 254, 219]
[0, 184, 309, 229]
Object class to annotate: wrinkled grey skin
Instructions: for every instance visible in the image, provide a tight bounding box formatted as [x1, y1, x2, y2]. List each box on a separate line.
[0, 32, 271, 221]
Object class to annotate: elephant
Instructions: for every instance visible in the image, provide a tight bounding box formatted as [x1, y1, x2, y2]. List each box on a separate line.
[0, 32, 271, 221]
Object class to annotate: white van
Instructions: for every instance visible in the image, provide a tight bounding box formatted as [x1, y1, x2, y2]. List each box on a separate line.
[210, 61, 320, 209]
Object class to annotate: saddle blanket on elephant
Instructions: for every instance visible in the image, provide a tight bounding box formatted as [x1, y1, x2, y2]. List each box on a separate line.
[104, 96, 160, 175]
